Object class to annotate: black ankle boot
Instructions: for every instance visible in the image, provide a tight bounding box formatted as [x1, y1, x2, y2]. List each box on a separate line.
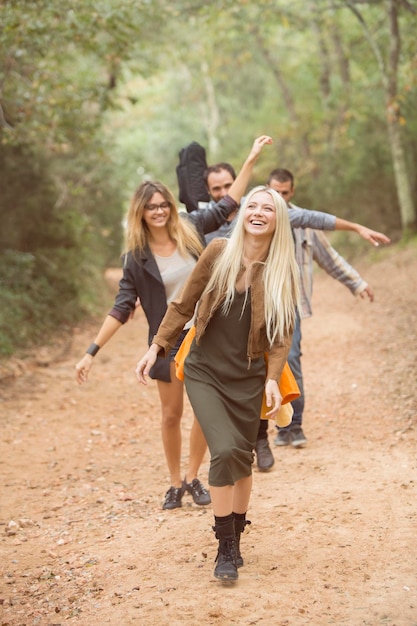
[213, 520, 238, 581]
[234, 518, 251, 568]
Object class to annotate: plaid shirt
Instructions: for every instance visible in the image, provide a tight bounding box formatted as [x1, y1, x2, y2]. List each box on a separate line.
[292, 215, 368, 319]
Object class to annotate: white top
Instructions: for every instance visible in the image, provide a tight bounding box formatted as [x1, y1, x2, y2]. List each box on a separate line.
[154, 248, 197, 330]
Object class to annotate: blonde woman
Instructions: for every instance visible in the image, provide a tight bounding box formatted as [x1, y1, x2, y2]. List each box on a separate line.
[75, 136, 273, 511]
[136, 180, 299, 581]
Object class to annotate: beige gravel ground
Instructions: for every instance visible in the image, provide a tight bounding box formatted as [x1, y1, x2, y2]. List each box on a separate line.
[1, 243, 416, 626]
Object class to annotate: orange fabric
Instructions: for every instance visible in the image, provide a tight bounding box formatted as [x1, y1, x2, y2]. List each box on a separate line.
[174, 325, 196, 382]
[174, 325, 300, 427]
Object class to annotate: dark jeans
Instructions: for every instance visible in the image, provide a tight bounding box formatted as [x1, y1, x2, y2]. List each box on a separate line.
[257, 312, 304, 440]
[285, 312, 304, 428]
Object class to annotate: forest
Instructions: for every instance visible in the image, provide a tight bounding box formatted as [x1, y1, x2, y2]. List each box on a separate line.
[1, 0, 416, 356]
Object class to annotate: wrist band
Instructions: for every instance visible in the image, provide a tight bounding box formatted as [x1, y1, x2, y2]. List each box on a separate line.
[86, 343, 100, 357]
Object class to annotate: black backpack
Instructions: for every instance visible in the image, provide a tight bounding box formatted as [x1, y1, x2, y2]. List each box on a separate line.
[176, 141, 210, 213]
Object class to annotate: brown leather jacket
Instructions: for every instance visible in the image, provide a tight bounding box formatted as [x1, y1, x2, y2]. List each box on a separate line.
[153, 239, 293, 382]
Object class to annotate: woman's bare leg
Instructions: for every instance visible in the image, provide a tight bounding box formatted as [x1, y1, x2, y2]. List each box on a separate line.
[157, 363, 184, 488]
[232, 475, 252, 514]
[185, 416, 208, 483]
[210, 475, 252, 517]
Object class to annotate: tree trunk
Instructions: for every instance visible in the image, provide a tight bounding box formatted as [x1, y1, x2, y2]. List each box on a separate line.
[385, 0, 415, 231]
[200, 60, 220, 159]
[250, 23, 311, 161]
[386, 116, 415, 230]
[346, 0, 416, 233]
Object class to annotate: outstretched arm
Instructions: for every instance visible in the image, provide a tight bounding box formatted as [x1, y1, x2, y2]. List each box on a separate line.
[334, 218, 390, 247]
[312, 230, 374, 300]
[288, 205, 390, 247]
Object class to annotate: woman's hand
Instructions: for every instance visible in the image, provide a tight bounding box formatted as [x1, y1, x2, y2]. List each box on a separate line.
[247, 135, 273, 162]
[264, 379, 282, 418]
[228, 135, 273, 204]
[75, 354, 94, 385]
[135, 344, 160, 385]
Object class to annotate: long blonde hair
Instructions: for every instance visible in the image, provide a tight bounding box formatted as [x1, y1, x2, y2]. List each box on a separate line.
[203, 186, 300, 345]
[125, 181, 203, 258]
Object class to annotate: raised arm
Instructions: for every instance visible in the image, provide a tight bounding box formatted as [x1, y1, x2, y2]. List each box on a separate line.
[227, 135, 273, 204]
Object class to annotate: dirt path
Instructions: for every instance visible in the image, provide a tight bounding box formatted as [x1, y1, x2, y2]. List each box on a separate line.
[1, 245, 416, 626]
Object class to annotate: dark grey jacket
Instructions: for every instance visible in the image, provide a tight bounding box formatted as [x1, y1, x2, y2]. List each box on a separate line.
[108, 195, 239, 381]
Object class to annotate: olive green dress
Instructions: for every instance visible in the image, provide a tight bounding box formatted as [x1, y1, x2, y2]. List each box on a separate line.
[184, 290, 266, 487]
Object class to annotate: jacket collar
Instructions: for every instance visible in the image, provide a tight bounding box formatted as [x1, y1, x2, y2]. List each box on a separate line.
[139, 245, 164, 284]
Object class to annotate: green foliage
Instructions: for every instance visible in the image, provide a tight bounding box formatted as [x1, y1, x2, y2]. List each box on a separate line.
[0, 142, 123, 355]
[0, 0, 416, 356]
[0, 247, 107, 356]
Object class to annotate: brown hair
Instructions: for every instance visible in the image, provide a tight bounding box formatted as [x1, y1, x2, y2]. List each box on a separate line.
[125, 181, 203, 259]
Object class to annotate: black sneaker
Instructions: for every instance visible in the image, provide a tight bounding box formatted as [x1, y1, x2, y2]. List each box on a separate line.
[291, 426, 307, 448]
[162, 486, 184, 510]
[274, 429, 292, 446]
[183, 478, 211, 506]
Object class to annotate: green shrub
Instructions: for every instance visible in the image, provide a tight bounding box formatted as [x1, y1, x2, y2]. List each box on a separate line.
[0, 143, 123, 356]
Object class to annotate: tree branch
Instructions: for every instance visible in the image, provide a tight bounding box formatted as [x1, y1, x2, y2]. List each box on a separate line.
[345, 0, 388, 90]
